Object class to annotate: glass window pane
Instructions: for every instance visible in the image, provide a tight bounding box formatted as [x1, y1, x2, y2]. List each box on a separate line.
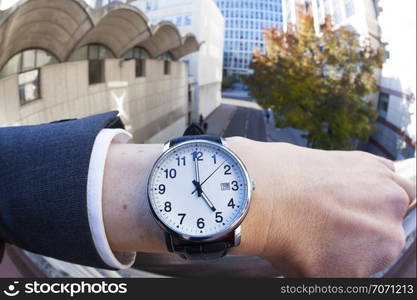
[69, 46, 88, 61]
[136, 59, 146, 77]
[139, 48, 150, 59]
[89, 60, 105, 84]
[89, 45, 99, 60]
[0, 53, 21, 78]
[377, 92, 389, 118]
[22, 50, 36, 71]
[98, 46, 113, 59]
[36, 50, 58, 67]
[164, 60, 171, 75]
[18, 69, 40, 103]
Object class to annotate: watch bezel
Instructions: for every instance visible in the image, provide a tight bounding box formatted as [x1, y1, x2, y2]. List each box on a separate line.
[147, 138, 252, 243]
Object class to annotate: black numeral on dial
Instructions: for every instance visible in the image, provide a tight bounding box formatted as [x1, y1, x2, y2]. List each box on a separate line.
[228, 198, 235, 209]
[164, 201, 172, 212]
[178, 213, 186, 224]
[192, 151, 203, 161]
[164, 168, 177, 178]
[212, 154, 217, 164]
[197, 218, 205, 229]
[231, 181, 239, 190]
[158, 184, 166, 194]
[176, 156, 186, 166]
[215, 212, 223, 223]
[224, 165, 232, 175]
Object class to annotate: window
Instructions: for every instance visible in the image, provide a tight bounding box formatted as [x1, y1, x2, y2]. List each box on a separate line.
[18, 69, 40, 104]
[70, 44, 114, 85]
[158, 52, 173, 75]
[164, 61, 171, 75]
[377, 92, 389, 118]
[88, 60, 104, 84]
[0, 49, 58, 104]
[0, 49, 57, 78]
[135, 59, 146, 77]
[124, 47, 149, 77]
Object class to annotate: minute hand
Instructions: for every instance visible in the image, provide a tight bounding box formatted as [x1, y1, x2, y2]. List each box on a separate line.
[191, 160, 226, 195]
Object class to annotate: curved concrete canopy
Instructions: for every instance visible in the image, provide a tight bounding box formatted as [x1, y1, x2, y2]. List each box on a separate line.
[75, 5, 151, 58]
[0, 0, 94, 69]
[171, 34, 201, 60]
[0, 0, 200, 70]
[139, 22, 182, 58]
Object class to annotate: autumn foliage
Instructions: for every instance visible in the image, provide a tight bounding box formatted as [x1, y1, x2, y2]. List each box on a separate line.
[246, 12, 384, 150]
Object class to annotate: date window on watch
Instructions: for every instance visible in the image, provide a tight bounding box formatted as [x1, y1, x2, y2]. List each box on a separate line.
[220, 182, 230, 191]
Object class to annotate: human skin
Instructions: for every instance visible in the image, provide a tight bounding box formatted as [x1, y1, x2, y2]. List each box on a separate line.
[102, 137, 415, 277]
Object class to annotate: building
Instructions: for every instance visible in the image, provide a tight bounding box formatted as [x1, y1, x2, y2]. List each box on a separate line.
[368, 0, 416, 160]
[282, 0, 416, 159]
[283, 0, 380, 41]
[129, 0, 225, 121]
[0, 0, 201, 143]
[215, 0, 283, 76]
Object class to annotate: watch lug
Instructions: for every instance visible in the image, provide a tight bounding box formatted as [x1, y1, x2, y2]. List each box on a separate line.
[163, 140, 171, 151]
[220, 137, 227, 146]
[233, 226, 241, 247]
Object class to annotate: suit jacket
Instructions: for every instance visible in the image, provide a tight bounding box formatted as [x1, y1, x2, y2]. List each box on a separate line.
[0, 111, 124, 269]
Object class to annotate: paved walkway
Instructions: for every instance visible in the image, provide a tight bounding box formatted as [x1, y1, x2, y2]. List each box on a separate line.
[205, 98, 267, 141]
[264, 108, 307, 146]
[205, 98, 307, 146]
[204, 101, 237, 136]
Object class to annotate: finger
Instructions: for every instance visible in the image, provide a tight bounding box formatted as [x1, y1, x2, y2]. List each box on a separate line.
[393, 174, 416, 205]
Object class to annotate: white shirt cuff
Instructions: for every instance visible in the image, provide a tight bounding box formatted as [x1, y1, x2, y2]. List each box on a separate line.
[87, 128, 136, 269]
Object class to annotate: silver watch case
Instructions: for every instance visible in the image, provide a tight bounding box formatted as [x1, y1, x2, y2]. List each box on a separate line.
[147, 138, 253, 245]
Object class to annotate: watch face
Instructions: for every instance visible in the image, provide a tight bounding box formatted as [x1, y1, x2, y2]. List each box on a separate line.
[148, 139, 251, 240]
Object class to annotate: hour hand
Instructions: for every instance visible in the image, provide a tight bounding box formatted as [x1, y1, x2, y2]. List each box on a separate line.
[192, 180, 216, 212]
[192, 180, 202, 197]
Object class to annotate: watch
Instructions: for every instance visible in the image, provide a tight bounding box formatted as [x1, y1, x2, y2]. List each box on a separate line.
[147, 134, 253, 260]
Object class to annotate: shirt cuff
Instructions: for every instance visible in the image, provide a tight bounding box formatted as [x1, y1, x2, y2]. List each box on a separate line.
[87, 128, 136, 269]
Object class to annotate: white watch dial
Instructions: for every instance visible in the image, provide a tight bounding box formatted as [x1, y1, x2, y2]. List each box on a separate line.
[148, 140, 250, 239]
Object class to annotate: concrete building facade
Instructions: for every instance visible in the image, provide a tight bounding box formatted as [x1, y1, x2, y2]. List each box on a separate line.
[368, 0, 416, 160]
[128, 0, 224, 122]
[215, 0, 283, 76]
[282, 0, 416, 159]
[0, 0, 200, 143]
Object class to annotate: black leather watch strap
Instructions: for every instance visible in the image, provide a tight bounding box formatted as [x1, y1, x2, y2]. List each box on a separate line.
[170, 135, 222, 147]
[165, 128, 230, 260]
[165, 233, 233, 260]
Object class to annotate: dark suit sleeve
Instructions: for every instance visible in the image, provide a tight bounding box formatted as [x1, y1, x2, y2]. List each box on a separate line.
[0, 111, 124, 269]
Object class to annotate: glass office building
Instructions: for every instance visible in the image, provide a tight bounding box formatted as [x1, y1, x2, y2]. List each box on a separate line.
[215, 0, 283, 76]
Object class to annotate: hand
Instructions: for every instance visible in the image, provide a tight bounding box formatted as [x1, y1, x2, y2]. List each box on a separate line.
[192, 180, 216, 211]
[226, 137, 415, 277]
[102, 139, 415, 277]
[191, 160, 226, 195]
[193, 152, 201, 196]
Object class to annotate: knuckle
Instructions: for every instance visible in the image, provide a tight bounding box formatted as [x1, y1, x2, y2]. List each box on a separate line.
[384, 185, 409, 218]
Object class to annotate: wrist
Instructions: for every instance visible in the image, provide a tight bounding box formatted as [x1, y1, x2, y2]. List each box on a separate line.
[102, 143, 168, 253]
[225, 137, 286, 257]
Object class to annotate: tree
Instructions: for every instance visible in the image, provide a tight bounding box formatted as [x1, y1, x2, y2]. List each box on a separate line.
[245, 11, 384, 150]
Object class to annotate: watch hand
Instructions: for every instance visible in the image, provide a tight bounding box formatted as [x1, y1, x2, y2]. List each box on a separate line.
[193, 153, 202, 197]
[200, 190, 216, 212]
[191, 160, 226, 195]
[192, 180, 216, 211]
[192, 179, 203, 197]
[193, 152, 201, 183]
